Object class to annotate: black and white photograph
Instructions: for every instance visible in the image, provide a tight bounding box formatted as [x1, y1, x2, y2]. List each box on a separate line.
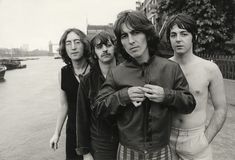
[0, 0, 234, 160]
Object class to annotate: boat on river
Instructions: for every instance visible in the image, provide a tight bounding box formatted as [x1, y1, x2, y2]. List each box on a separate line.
[0, 65, 7, 80]
[0, 59, 27, 70]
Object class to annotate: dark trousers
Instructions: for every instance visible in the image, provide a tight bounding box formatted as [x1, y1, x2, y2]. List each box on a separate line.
[91, 139, 118, 160]
[66, 133, 83, 160]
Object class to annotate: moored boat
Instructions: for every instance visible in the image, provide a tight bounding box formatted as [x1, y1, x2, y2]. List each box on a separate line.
[0, 65, 7, 80]
[0, 59, 26, 70]
[18, 64, 27, 69]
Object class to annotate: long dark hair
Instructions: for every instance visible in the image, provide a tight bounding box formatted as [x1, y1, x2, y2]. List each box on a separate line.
[59, 28, 91, 65]
[114, 10, 160, 61]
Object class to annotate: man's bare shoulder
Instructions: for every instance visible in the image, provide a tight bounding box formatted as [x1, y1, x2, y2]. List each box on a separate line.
[195, 56, 220, 72]
[195, 56, 222, 81]
[169, 55, 221, 77]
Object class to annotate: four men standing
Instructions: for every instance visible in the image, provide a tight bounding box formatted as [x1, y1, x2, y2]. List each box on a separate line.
[50, 10, 227, 160]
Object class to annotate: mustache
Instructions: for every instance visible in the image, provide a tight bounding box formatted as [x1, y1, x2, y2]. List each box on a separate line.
[101, 52, 112, 57]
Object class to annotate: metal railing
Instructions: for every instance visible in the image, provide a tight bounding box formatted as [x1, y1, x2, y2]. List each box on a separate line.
[197, 54, 235, 80]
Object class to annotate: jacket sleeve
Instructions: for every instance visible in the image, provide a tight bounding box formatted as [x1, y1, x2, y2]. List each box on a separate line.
[75, 79, 91, 155]
[94, 69, 131, 118]
[163, 64, 196, 114]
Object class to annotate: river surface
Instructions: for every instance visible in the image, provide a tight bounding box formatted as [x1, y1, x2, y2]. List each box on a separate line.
[0, 57, 66, 160]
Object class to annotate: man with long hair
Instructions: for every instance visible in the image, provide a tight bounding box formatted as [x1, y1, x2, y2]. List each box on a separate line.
[50, 28, 91, 160]
[95, 10, 196, 160]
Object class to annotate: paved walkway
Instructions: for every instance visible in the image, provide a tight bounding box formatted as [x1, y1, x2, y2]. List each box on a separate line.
[210, 79, 235, 159]
[208, 102, 235, 160]
[0, 65, 234, 160]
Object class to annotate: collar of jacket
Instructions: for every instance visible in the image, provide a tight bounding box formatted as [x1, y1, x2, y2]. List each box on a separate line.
[90, 60, 105, 81]
[124, 54, 156, 68]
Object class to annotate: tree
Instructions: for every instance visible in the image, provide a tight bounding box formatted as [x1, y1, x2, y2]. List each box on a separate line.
[158, 0, 234, 55]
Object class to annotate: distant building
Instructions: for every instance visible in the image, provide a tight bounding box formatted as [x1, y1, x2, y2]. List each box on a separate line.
[49, 41, 53, 53]
[48, 41, 59, 56]
[20, 44, 29, 52]
[86, 24, 114, 40]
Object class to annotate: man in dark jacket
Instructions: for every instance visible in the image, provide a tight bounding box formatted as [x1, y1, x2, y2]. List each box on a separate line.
[76, 31, 118, 160]
[95, 10, 196, 160]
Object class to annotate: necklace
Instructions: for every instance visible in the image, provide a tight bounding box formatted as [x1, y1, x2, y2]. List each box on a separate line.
[73, 63, 89, 79]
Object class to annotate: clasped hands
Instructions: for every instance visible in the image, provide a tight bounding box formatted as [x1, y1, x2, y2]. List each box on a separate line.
[128, 84, 165, 107]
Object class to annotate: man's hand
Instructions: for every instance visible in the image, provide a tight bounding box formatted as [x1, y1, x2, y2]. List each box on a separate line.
[142, 84, 165, 103]
[49, 134, 60, 151]
[128, 86, 145, 107]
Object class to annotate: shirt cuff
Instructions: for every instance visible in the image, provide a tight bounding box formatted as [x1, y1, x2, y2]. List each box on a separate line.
[75, 147, 89, 155]
[118, 87, 131, 106]
[162, 88, 174, 104]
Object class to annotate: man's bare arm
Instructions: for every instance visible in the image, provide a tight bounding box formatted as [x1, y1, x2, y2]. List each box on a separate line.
[205, 63, 227, 143]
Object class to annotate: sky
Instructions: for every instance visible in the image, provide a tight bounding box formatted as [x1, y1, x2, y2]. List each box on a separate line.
[0, 0, 137, 51]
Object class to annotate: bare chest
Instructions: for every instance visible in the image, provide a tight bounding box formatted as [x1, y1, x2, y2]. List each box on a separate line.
[181, 66, 210, 98]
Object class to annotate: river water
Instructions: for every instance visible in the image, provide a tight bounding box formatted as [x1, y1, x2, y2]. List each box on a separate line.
[0, 57, 67, 160]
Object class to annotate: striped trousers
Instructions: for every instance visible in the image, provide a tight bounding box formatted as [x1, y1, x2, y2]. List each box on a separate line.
[117, 143, 172, 160]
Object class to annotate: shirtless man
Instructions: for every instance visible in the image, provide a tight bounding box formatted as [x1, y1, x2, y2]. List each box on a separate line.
[166, 13, 228, 160]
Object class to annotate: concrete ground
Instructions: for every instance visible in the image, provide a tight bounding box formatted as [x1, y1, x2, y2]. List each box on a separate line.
[208, 103, 235, 160]
[0, 62, 234, 160]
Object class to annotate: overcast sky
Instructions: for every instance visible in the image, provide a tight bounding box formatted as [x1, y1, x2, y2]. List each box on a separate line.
[0, 0, 137, 51]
